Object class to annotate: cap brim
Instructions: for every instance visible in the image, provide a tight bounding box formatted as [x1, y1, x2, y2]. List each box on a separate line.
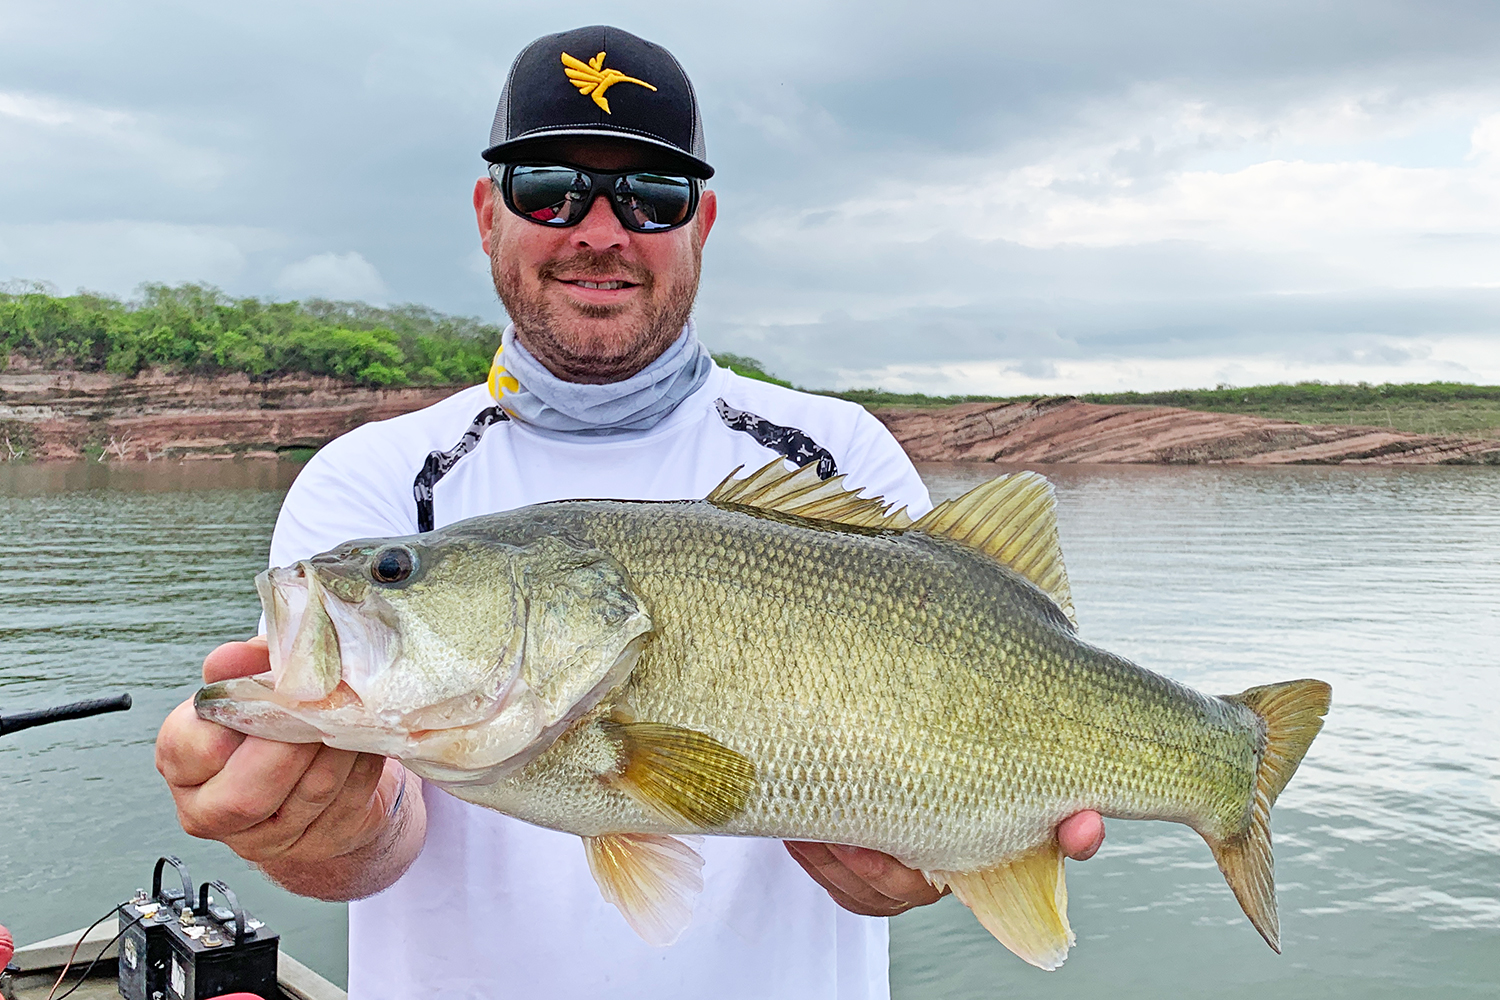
[482, 128, 714, 179]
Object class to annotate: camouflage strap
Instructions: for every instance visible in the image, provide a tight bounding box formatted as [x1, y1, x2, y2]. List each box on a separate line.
[413, 406, 510, 532]
[714, 398, 838, 480]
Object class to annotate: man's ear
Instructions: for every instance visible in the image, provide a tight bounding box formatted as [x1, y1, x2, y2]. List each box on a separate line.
[694, 188, 718, 249]
[474, 177, 499, 256]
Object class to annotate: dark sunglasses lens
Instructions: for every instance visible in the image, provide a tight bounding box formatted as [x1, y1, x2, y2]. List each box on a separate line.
[613, 173, 694, 231]
[508, 166, 592, 225]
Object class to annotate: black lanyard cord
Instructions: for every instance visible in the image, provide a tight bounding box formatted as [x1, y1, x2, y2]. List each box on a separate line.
[412, 406, 510, 532]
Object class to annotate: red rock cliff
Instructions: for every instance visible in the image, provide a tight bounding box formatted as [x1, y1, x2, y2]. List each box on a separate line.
[873, 397, 1500, 465]
[3, 373, 1495, 465]
[0, 370, 458, 461]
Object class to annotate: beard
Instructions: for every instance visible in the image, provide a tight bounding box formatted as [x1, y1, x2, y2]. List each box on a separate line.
[494, 243, 701, 385]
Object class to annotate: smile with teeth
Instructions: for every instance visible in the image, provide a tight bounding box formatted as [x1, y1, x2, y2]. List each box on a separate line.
[564, 279, 635, 290]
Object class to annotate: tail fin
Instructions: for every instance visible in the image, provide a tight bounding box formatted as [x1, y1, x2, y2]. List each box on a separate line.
[1209, 679, 1332, 952]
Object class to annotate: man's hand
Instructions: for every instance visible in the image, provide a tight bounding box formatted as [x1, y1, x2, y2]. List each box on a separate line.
[155, 638, 426, 901]
[785, 811, 1105, 917]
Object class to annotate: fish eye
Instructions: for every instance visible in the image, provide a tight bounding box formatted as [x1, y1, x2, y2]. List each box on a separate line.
[371, 547, 415, 585]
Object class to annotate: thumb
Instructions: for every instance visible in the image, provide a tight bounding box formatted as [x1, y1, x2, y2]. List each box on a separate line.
[202, 636, 272, 684]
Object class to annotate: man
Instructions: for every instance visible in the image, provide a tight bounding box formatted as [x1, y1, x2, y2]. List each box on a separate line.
[156, 25, 1104, 998]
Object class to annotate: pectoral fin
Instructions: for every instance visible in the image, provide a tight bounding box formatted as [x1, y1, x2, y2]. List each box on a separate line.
[601, 720, 755, 828]
[583, 833, 705, 946]
[927, 838, 1075, 971]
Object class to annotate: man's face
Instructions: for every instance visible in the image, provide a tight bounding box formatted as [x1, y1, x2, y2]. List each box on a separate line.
[474, 139, 718, 384]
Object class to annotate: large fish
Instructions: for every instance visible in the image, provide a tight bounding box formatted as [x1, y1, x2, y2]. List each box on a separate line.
[196, 461, 1331, 969]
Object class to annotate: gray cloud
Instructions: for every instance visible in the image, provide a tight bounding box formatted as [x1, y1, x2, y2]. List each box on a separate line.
[3, 0, 1500, 389]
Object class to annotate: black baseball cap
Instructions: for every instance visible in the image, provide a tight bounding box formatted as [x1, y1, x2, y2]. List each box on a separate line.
[483, 25, 713, 179]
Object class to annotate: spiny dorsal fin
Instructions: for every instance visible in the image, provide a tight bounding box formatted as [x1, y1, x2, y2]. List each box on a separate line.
[601, 720, 756, 828]
[706, 459, 914, 529]
[583, 832, 705, 946]
[926, 837, 1075, 971]
[912, 472, 1076, 626]
[1207, 678, 1333, 952]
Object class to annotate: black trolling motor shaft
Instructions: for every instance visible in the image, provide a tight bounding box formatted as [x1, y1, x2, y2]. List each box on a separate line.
[0, 693, 132, 736]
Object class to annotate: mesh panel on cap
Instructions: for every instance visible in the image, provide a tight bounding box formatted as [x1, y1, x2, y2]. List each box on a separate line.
[661, 44, 707, 164]
[489, 39, 533, 150]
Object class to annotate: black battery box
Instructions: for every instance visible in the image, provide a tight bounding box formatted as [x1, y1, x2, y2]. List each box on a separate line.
[118, 856, 194, 1000]
[161, 880, 279, 1000]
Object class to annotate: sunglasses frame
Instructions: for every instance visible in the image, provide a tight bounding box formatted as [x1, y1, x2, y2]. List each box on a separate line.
[490, 162, 702, 234]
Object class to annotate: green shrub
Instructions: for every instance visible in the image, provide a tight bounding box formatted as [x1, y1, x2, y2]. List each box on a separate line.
[0, 282, 500, 387]
[713, 353, 794, 388]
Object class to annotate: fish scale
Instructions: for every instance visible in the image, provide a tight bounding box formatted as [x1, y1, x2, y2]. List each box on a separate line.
[198, 461, 1330, 965]
[457, 500, 1260, 871]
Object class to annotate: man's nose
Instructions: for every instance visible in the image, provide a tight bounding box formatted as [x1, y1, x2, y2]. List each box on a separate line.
[570, 193, 630, 251]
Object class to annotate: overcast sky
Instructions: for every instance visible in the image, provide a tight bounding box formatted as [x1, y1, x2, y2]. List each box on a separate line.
[4, 0, 1500, 391]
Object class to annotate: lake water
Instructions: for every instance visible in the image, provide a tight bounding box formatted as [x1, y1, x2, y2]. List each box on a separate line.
[0, 460, 1496, 997]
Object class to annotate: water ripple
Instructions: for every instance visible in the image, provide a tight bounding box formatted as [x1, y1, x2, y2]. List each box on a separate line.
[901, 463, 1500, 998]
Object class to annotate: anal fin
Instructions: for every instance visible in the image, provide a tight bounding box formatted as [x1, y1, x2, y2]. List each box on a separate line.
[927, 838, 1075, 971]
[583, 833, 705, 946]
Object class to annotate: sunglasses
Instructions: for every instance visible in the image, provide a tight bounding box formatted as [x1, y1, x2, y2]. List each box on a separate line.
[491, 163, 700, 233]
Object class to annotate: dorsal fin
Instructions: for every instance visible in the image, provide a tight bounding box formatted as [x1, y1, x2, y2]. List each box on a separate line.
[706, 459, 913, 529]
[708, 460, 1073, 625]
[912, 472, 1076, 626]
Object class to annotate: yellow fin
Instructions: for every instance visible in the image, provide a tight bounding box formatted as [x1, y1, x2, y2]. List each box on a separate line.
[706, 459, 913, 529]
[1208, 678, 1332, 952]
[927, 837, 1075, 971]
[602, 720, 756, 828]
[583, 833, 704, 946]
[912, 472, 1075, 626]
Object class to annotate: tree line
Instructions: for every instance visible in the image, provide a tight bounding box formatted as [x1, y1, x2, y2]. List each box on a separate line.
[4, 283, 1494, 407]
[0, 282, 499, 386]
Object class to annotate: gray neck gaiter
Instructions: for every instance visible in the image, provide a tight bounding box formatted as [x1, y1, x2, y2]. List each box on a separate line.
[489, 321, 715, 435]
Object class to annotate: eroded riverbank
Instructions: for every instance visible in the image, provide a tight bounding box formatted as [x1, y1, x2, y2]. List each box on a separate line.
[3, 370, 1498, 464]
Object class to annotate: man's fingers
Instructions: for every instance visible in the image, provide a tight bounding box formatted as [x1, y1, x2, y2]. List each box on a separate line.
[175, 737, 322, 838]
[216, 746, 363, 860]
[785, 842, 936, 916]
[824, 844, 944, 906]
[1058, 810, 1105, 861]
[786, 842, 901, 914]
[284, 756, 400, 861]
[156, 700, 247, 789]
[159, 639, 273, 794]
[203, 638, 271, 684]
[784, 842, 863, 902]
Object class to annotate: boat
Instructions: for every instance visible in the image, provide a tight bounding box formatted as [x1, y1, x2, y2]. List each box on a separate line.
[2, 922, 344, 1000]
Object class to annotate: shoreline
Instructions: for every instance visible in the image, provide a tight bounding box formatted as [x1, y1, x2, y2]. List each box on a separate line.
[1, 371, 1497, 466]
[873, 396, 1500, 466]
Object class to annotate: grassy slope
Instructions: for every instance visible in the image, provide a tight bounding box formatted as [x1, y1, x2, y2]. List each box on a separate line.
[831, 384, 1500, 438]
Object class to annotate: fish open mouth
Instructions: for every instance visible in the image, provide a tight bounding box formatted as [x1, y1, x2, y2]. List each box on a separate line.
[257, 562, 400, 707]
[227, 562, 553, 769]
[256, 560, 512, 736]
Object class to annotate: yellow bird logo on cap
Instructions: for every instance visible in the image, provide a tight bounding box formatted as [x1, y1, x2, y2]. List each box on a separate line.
[561, 51, 657, 114]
